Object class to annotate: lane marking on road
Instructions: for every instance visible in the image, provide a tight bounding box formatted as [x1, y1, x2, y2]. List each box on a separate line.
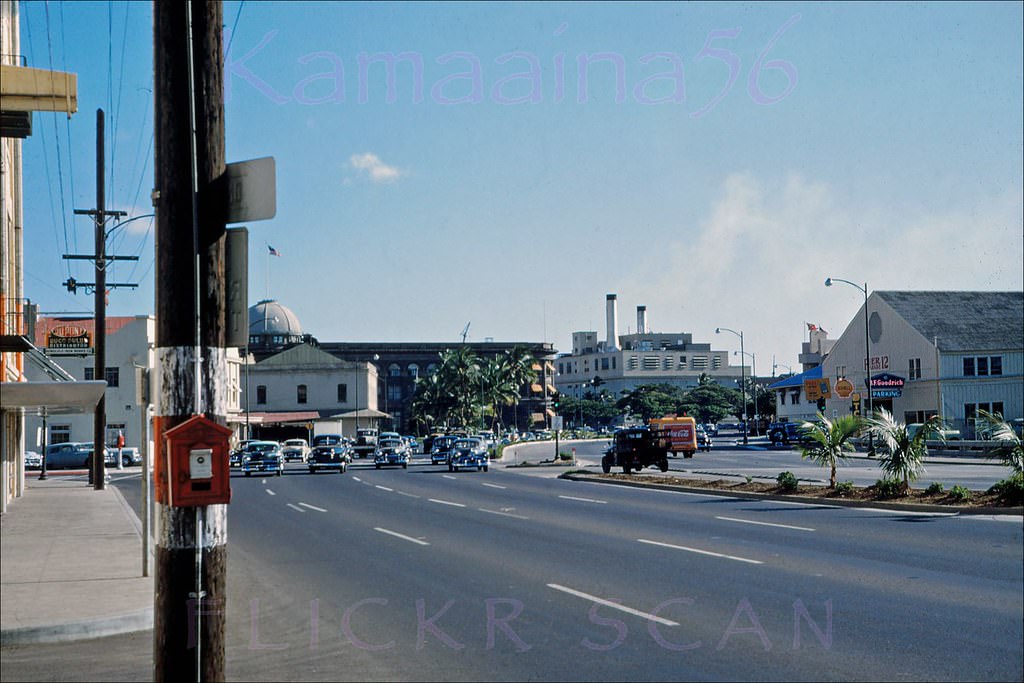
[352, 476, 362, 483]
[442, 475, 457, 480]
[375, 485, 394, 492]
[715, 516, 815, 532]
[265, 489, 276, 496]
[478, 508, 529, 520]
[559, 495, 607, 504]
[481, 482, 507, 489]
[374, 527, 429, 546]
[299, 502, 327, 512]
[638, 538, 763, 565]
[428, 498, 466, 508]
[546, 584, 678, 627]
[286, 503, 305, 513]
[397, 490, 420, 499]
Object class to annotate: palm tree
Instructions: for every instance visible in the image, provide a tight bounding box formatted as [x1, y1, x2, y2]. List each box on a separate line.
[503, 345, 538, 431]
[798, 413, 863, 488]
[480, 356, 518, 435]
[865, 408, 944, 493]
[977, 409, 1024, 475]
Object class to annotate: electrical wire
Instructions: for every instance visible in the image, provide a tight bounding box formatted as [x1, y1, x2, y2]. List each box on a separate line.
[43, 1, 73, 277]
[58, 1, 78, 255]
[225, 0, 246, 58]
[109, 1, 130, 212]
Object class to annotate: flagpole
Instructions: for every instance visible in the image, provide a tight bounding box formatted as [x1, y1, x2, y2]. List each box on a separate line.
[265, 244, 270, 300]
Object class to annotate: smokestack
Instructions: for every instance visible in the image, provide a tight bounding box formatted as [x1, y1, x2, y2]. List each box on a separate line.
[606, 294, 619, 350]
[637, 305, 647, 334]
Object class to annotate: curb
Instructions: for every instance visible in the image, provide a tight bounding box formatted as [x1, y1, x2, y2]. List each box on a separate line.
[559, 472, 1024, 516]
[1, 609, 154, 647]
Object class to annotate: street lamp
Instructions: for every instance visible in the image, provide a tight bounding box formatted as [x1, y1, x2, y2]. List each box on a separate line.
[373, 354, 388, 430]
[735, 350, 758, 436]
[716, 327, 748, 445]
[825, 277, 873, 454]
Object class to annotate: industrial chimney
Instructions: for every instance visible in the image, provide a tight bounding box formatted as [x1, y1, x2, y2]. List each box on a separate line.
[606, 294, 619, 350]
[637, 305, 647, 334]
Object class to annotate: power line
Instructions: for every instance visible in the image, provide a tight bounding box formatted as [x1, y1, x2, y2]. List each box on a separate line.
[58, 0, 79, 255]
[225, 0, 246, 57]
[43, 1, 73, 275]
[109, 1, 130, 211]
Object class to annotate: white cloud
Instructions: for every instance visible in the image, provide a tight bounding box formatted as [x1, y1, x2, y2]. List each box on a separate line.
[616, 172, 1024, 371]
[348, 152, 403, 183]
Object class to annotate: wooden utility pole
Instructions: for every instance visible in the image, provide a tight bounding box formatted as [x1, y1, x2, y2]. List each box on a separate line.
[152, 2, 228, 681]
[92, 109, 106, 488]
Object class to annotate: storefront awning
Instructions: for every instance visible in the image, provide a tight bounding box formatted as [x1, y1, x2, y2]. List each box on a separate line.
[0, 380, 106, 414]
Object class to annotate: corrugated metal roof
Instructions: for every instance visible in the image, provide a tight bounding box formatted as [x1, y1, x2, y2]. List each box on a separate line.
[876, 291, 1023, 352]
[768, 365, 822, 389]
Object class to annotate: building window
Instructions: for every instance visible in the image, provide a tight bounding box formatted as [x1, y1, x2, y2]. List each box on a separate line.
[106, 424, 126, 446]
[601, 357, 609, 370]
[256, 385, 267, 404]
[50, 424, 71, 444]
[963, 358, 975, 376]
[836, 365, 846, 381]
[908, 358, 921, 381]
[387, 384, 402, 401]
[779, 391, 786, 406]
[791, 390, 800, 405]
[612, 357, 616, 369]
[977, 357, 988, 376]
[84, 367, 93, 380]
[990, 356, 1002, 376]
[337, 384, 347, 403]
[105, 367, 120, 387]
[389, 363, 401, 378]
[297, 384, 307, 404]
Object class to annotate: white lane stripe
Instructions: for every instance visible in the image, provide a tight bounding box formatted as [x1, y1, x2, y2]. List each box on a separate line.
[374, 527, 429, 546]
[638, 538, 763, 565]
[715, 516, 815, 532]
[478, 508, 529, 520]
[428, 498, 466, 508]
[265, 489, 276, 496]
[397, 490, 420, 499]
[299, 502, 327, 512]
[547, 584, 678, 627]
[442, 475, 456, 480]
[286, 503, 305, 513]
[559, 495, 607, 504]
[481, 482, 506, 489]
[375, 485, 394, 492]
[352, 476, 362, 483]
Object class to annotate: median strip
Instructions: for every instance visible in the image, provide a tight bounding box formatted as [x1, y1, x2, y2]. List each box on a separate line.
[546, 584, 678, 626]
[638, 538, 763, 565]
[374, 527, 429, 546]
[715, 516, 814, 531]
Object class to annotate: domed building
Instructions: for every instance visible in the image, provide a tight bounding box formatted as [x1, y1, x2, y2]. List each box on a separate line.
[247, 299, 309, 354]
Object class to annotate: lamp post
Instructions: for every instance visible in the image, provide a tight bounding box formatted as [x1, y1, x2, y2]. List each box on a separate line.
[716, 327, 748, 445]
[735, 350, 758, 436]
[373, 354, 389, 430]
[825, 277, 873, 454]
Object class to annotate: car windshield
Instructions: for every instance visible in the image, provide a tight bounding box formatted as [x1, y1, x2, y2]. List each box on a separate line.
[247, 443, 277, 454]
[284, 440, 305, 447]
[379, 439, 402, 448]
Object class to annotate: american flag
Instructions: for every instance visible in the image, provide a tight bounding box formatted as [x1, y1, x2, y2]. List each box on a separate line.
[267, 244, 281, 257]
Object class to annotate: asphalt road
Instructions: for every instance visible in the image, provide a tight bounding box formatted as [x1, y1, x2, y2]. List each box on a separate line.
[3, 450, 1022, 682]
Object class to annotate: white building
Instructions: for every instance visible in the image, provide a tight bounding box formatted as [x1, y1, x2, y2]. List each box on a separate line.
[819, 291, 1022, 434]
[554, 294, 744, 398]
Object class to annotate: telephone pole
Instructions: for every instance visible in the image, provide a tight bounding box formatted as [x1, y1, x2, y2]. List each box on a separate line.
[153, 2, 228, 680]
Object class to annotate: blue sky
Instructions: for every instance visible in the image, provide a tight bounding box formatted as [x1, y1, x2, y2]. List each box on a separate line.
[18, 1, 1024, 372]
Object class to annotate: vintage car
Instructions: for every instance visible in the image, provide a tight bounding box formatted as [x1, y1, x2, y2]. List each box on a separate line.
[696, 426, 713, 452]
[281, 438, 310, 462]
[430, 435, 458, 465]
[241, 441, 284, 476]
[374, 437, 410, 469]
[308, 444, 349, 474]
[447, 438, 489, 472]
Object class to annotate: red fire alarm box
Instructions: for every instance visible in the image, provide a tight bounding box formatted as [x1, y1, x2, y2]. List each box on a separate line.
[162, 415, 232, 507]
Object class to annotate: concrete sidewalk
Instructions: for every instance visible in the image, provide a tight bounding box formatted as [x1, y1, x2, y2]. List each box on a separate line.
[1, 475, 153, 645]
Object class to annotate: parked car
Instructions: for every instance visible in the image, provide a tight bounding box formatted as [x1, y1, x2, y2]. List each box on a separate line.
[104, 447, 137, 467]
[374, 437, 410, 469]
[430, 435, 458, 465]
[44, 442, 93, 470]
[241, 441, 284, 476]
[24, 450, 42, 470]
[281, 438, 310, 463]
[769, 422, 811, 447]
[308, 444, 349, 474]
[447, 437, 489, 472]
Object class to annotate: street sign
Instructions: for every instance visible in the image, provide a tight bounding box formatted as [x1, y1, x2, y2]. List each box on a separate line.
[226, 157, 276, 223]
[835, 378, 854, 398]
[552, 416, 564, 430]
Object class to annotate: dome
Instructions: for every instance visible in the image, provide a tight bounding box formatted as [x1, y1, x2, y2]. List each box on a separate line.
[249, 299, 302, 336]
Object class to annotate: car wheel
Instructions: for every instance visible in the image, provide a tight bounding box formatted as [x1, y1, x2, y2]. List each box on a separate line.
[623, 463, 632, 474]
[276, 469, 282, 476]
[402, 462, 408, 469]
[659, 459, 669, 472]
[483, 465, 488, 472]
[309, 467, 316, 474]
[245, 471, 251, 477]
[602, 459, 611, 474]
[340, 463, 347, 473]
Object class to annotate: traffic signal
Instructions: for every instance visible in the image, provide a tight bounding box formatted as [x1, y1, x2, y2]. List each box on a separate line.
[551, 393, 560, 409]
[63, 277, 77, 293]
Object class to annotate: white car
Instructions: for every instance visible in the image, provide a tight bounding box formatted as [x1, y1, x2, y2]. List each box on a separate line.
[281, 438, 310, 462]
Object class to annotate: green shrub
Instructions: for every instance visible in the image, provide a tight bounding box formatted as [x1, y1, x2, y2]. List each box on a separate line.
[777, 471, 799, 492]
[835, 481, 854, 496]
[925, 482, 944, 495]
[988, 473, 1024, 505]
[558, 451, 573, 461]
[875, 478, 903, 499]
[948, 485, 972, 502]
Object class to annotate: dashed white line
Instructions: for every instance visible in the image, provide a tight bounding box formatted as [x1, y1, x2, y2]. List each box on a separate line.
[442, 475, 456, 480]
[397, 490, 420, 499]
[547, 584, 678, 626]
[374, 527, 429, 546]
[559, 495, 607, 504]
[265, 489, 276, 496]
[299, 502, 327, 512]
[352, 476, 362, 483]
[481, 482, 507, 489]
[286, 503, 305, 513]
[428, 498, 466, 508]
[638, 538, 763, 565]
[478, 508, 529, 520]
[715, 516, 815, 532]
[375, 485, 394, 492]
